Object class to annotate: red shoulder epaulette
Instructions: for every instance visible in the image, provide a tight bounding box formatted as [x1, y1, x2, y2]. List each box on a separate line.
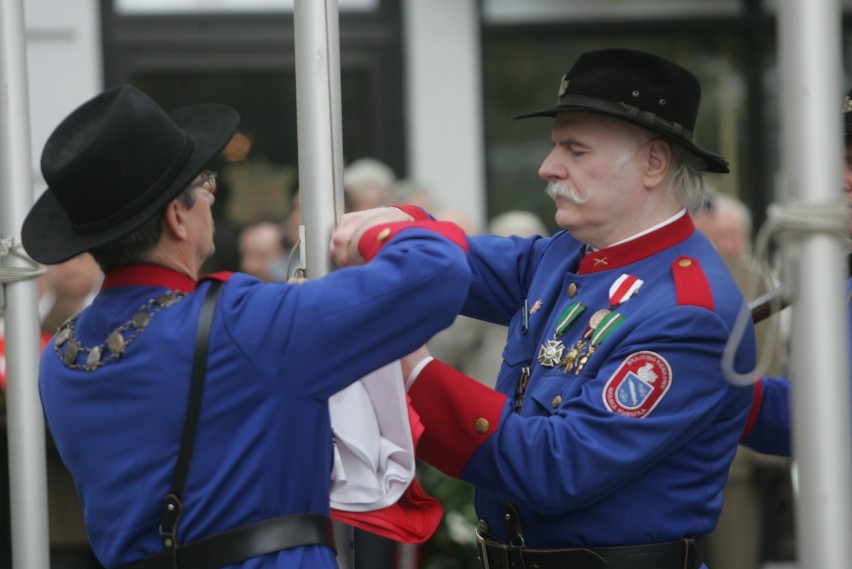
[671, 256, 714, 310]
[200, 271, 233, 283]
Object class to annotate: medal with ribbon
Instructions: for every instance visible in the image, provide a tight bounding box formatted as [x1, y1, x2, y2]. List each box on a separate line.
[563, 274, 640, 374]
[537, 301, 586, 367]
[574, 310, 625, 374]
[609, 273, 643, 307]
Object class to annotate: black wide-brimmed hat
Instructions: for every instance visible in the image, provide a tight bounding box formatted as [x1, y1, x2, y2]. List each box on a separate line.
[844, 88, 852, 138]
[514, 48, 729, 174]
[22, 84, 240, 265]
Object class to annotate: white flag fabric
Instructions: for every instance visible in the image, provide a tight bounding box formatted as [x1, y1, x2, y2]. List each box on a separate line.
[329, 361, 416, 511]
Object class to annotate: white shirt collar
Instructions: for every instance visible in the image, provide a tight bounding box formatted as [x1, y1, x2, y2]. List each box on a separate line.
[588, 209, 687, 252]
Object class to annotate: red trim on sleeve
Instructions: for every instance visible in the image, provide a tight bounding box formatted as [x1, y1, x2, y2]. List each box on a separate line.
[671, 256, 714, 310]
[394, 205, 431, 221]
[358, 221, 469, 262]
[740, 379, 765, 441]
[408, 360, 507, 479]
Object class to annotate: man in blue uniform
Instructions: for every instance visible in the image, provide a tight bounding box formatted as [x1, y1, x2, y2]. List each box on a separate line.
[347, 49, 757, 569]
[20, 85, 472, 568]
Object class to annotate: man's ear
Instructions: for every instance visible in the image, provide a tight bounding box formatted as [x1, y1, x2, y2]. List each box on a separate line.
[644, 139, 671, 188]
[163, 199, 189, 240]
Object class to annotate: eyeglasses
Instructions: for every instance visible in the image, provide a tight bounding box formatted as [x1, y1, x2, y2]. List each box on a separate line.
[189, 170, 218, 195]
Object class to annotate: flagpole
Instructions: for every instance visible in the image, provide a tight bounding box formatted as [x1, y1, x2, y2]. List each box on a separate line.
[293, 0, 345, 279]
[0, 0, 52, 567]
[777, 0, 852, 567]
[292, 0, 351, 566]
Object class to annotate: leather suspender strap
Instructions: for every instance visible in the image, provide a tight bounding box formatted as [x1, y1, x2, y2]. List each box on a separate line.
[118, 281, 335, 569]
[159, 281, 222, 562]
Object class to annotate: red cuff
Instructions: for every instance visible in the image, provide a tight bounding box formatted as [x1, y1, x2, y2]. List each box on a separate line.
[394, 205, 431, 221]
[740, 379, 765, 441]
[409, 360, 507, 478]
[358, 221, 468, 262]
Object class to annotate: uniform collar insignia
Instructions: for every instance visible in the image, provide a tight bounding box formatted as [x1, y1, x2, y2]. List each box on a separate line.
[578, 214, 694, 275]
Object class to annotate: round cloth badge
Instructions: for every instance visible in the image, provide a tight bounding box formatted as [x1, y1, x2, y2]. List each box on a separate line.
[602, 351, 672, 418]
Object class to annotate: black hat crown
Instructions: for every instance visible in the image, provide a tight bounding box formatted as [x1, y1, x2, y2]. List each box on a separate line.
[22, 84, 239, 265]
[515, 48, 729, 173]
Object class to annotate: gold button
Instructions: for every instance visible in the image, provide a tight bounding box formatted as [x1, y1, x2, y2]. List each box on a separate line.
[551, 395, 562, 408]
[678, 258, 692, 268]
[377, 227, 392, 241]
[474, 418, 490, 434]
[567, 283, 577, 297]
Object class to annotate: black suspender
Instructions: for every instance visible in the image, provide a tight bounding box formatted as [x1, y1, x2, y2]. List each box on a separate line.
[119, 281, 335, 569]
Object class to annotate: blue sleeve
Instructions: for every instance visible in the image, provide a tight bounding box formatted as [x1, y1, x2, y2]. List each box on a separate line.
[740, 377, 792, 457]
[217, 227, 471, 398]
[463, 233, 552, 326]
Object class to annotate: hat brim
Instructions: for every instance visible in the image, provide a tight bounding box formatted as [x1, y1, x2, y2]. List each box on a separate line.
[22, 103, 239, 265]
[513, 106, 730, 174]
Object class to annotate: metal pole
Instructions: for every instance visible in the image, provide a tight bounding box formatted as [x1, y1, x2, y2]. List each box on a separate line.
[293, 0, 345, 279]
[0, 0, 52, 567]
[292, 0, 351, 566]
[777, 0, 852, 567]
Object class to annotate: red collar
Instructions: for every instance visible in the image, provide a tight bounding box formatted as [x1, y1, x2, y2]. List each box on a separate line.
[102, 265, 198, 293]
[578, 214, 695, 274]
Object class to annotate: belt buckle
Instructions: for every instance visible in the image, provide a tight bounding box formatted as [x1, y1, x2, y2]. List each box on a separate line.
[476, 524, 521, 569]
[475, 525, 492, 569]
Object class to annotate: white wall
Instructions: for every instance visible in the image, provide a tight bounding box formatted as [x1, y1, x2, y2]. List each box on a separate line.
[24, 0, 102, 195]
[401, 0, 486, 229]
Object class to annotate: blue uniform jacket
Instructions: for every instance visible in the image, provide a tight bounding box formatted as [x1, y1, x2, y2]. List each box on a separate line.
[39, 224, 470, 569]
[409, 213, 756, 554]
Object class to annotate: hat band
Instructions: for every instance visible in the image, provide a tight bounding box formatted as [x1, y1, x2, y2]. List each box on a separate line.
[71, 136, 195, 235]
[556, 94, 693, 141]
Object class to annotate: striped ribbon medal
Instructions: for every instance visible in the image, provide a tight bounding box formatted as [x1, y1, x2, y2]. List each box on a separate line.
[565, 274, 640, 374]
[609, 273, 643, 307]
[573, 310, 625, 375]
[537, 301, 586, 367]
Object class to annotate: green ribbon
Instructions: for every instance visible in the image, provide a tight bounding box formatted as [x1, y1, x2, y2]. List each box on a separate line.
[554, 301, 586, 336]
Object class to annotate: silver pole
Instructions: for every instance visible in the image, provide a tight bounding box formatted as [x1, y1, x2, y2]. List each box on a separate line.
[778, 0, 852, 567]
[0, 0, 52, 568]
[292, 0, 351, 567]
[293, 0, 345, 279]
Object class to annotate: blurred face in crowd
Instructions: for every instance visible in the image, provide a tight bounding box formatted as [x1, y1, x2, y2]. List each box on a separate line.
[239, 221, 285, 282]
[45, 253, 101, 300]
[538, 113, 666, 248]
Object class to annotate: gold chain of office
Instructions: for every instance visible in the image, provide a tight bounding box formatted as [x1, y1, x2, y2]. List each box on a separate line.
[53, 291, 185, 371]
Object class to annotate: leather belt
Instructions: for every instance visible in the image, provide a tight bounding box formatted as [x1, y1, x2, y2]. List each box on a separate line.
[475, 524, 704, 569]
[118, 513, 336, 569]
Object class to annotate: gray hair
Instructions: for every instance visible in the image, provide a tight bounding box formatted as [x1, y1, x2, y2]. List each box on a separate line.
[610, 119, 706, 213]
